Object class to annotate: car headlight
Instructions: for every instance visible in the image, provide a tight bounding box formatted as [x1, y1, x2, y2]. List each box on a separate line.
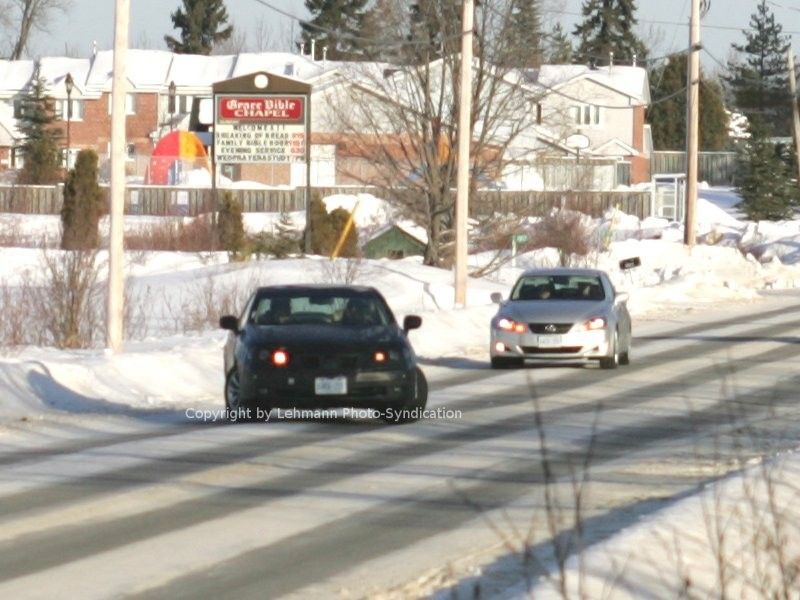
[573, 317, 606, 332]
[497, 318, 527, 333]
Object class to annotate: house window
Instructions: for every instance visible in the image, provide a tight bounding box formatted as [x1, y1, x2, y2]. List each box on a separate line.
[59, 99, 84, 121]
[178, 94, 193, 114]
[108, 93, 137, 115]
[572, 104, 601, 126]
[11, 147, 23, 168]
[126, 143, 136, 160]
[13, 99, 24, 119]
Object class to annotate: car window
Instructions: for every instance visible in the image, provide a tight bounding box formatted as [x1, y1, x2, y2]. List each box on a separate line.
[511, 276, 605, 301]
[250, 294, 391, 326]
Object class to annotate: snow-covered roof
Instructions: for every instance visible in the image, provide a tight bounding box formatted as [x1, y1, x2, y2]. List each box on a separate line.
[529, 64, 650, 105]
[37, 57, 92, 97]
[87, 50, 174, 93]
[0, 60, 35, 97]
[231, 52, 330, 81]
[166, 53, 236, 90]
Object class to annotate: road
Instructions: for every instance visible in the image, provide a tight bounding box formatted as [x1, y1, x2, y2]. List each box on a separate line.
[1, 293, 799, 599]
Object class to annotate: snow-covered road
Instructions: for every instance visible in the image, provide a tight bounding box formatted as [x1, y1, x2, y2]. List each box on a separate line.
[1, 294, 800, 598]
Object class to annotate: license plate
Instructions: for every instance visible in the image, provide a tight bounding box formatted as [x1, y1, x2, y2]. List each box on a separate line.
[537, 335, 563, 348]
[315, 376, 347, 395]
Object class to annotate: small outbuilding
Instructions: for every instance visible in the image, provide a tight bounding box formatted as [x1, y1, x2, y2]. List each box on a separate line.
[363, 223, 427, 260]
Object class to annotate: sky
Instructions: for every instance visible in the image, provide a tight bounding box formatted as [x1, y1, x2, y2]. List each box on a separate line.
[22, 0, 800, 72]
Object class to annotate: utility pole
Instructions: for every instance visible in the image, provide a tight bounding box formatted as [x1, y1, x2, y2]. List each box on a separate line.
[684, 0, 701, 247]
[107, 0, 129, 352]
[454, 0, 473, 307]
[787, 49, 800, 185]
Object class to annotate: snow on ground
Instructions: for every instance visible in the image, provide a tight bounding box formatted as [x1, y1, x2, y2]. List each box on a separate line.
[3, 187, 800, 596]
[516, 449, 800, 599]
[4, 187, 800, 419]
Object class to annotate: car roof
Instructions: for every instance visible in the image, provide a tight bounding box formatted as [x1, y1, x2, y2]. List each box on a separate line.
[254, 284, 380, 295]
[518, 267, 607, 278]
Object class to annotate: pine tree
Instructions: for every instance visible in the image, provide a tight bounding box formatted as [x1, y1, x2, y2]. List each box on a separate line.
[17, 76, 62, 185]
[61, 150, 104, 251]
[301, 0, 369, 61]
[217, 192, 247, 260]
[573, 0, 648, 66]
[406, 0, 461, 64]
[502, 0, 543, 68]
[164, 0, 233, 55]
[360, 0, 407, 61]
[648, 54, 730, 150]
[736, 121, 799, 220]
[546, 23, 573, 64]
[723, 0, 791, 137]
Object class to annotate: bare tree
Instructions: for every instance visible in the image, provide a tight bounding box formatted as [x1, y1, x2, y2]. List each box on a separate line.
[6, 0, 71, 60]
[320, 0, 550, 267]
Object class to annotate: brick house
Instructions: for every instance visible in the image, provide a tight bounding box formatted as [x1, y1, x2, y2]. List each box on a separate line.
[0, 51, 651, 188]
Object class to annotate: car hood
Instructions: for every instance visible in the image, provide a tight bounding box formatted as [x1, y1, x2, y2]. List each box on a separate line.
[497, 300, 612, 323]
[244, 324, 403, 348]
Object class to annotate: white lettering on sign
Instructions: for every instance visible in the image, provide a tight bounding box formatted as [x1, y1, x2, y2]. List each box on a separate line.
[214, 122, 306, 164]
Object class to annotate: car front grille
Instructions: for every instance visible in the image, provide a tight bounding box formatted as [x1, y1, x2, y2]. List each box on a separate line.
[528, 323, 573, 334]
[520, 346, 582, 354]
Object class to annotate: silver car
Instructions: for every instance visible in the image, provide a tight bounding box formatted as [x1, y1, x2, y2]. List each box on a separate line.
[489, 268, 632, 369]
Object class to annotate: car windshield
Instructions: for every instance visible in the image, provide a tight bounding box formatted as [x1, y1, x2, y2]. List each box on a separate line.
[249, 293, 391, 327]
[511, 275, 606, 301]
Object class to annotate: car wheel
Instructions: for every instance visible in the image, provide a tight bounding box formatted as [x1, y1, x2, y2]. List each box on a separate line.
[225, 368, 260, 423]
[491, 356, 524, 369]
[382, 367, 428, 425]
[599, 330, 620, 370]
[619, 332, 631, 366]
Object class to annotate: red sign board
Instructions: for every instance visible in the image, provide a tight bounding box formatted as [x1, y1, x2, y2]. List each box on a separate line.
[217, 96, 304, 123]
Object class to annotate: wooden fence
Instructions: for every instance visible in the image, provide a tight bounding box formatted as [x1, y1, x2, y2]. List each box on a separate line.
[0, 184, 651, 219]
[651, 151, 737, 186]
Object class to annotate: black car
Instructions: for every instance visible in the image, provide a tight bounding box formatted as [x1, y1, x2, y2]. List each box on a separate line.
[219, 285, 427, 423]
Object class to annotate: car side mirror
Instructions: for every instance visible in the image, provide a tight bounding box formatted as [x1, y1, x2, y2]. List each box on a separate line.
[616, 292, 629, 304]
[403, 315, 422, 332]
[219, 315, 239, 332]
[490, 292, 504, 304]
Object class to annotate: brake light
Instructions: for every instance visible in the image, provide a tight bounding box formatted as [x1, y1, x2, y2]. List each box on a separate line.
[374, 350, 387, 363]
[498, 318, 527, 333]
[272, 349, 290, 367]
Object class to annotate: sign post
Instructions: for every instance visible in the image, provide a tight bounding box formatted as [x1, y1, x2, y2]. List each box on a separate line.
[212, 72, 312, 249]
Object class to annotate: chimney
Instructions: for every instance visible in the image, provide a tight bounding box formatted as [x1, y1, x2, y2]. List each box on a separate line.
[609, 51, 614, 70]
[92, 40, 97, 57]
[310, 39, 316, 61]
[323, 46, 328, 68]
[632, 53, 637, 67]
[300, 42, 305, 56]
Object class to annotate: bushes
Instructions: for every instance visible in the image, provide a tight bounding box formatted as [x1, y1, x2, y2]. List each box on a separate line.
[61, 149, 104, 250]
[530, 208, 593, 267]
[307, 193, 359, 257]
[217, 191, 247, 260]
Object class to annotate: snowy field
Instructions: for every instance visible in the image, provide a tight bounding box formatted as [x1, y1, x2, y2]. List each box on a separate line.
[1, 187, 800, 597]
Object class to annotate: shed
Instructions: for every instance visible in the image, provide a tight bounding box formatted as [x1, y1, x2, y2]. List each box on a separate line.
[363, 224, 427, 260]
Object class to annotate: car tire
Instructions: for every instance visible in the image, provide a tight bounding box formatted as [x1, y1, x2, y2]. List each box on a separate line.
[491, 356, 524, 369]
[599, 330, 620, 370]
[382, 367, 428, 425]
[224, 368, 262, 423]
[619, 333, 631, 366]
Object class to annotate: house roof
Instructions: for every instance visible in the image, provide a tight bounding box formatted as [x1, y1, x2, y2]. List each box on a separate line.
[0, 60, 35, 97]
[38, 57, 92, 97]
[527, 64, 650, 105]
[593, 137, 639, 157]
